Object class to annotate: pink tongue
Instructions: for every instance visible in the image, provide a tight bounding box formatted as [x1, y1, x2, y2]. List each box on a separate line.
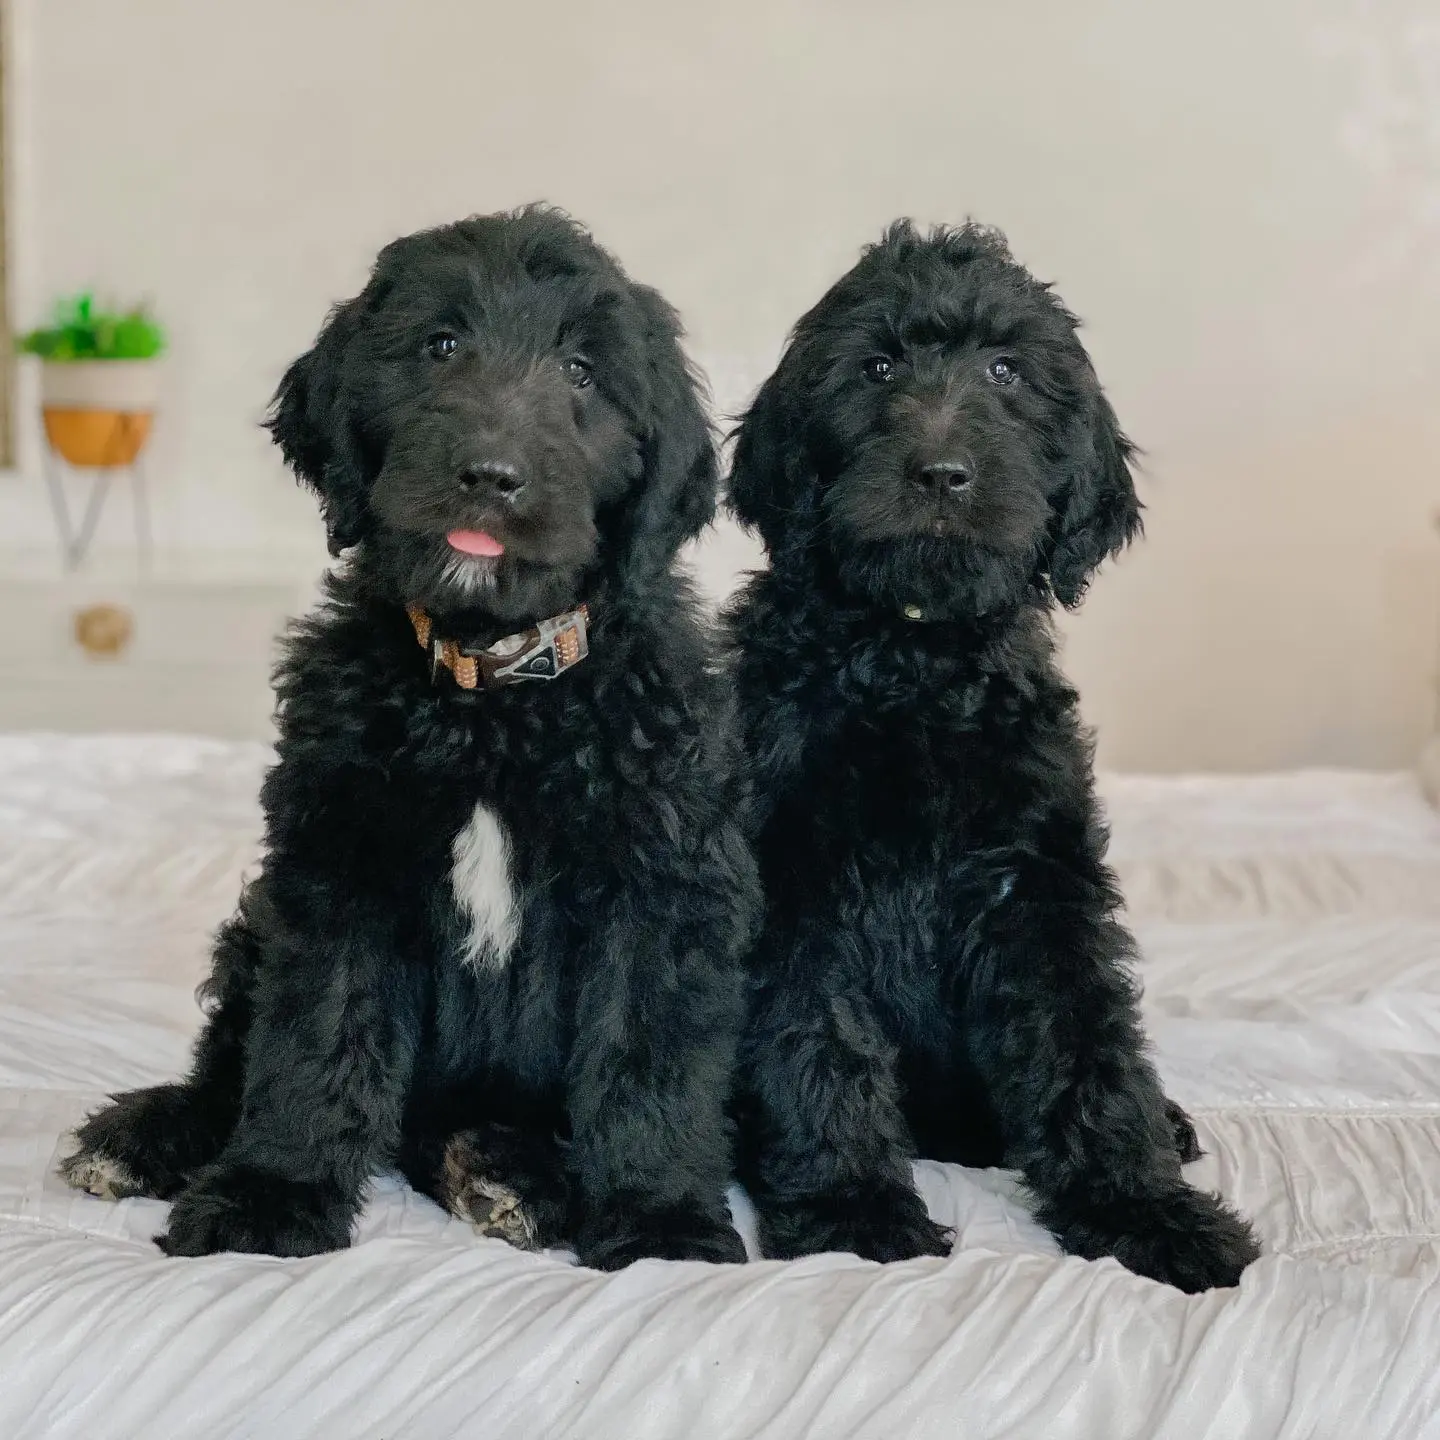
[447, 529, 505, 557]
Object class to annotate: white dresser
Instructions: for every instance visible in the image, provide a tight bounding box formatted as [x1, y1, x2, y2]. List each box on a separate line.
[0, 555, 315, 740]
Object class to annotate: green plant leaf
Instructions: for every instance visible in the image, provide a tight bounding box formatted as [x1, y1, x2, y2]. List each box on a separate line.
[16, 291, 165, 360]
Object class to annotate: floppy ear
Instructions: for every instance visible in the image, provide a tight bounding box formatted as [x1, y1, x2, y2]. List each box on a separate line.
[620, 285, 720, 580]
[725, 346, 815, 561]
[266, 299, 371, 557]
[1046, 388, 1142, 608]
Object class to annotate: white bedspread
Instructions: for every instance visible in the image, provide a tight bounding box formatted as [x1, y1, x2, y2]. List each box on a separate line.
[1, 736, 1438, 1440]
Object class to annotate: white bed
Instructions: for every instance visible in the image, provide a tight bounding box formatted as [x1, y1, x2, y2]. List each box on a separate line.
[1, 736, 1438, 1439]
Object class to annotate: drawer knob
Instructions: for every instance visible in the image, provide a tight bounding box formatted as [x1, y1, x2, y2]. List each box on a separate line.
[73, 603, 134, 659]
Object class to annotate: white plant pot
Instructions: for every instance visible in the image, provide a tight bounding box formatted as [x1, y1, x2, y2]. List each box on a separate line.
[40, 359, 162, 412]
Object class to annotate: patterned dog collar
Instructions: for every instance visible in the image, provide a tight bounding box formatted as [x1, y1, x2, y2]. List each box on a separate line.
[406, 603, 590, 690]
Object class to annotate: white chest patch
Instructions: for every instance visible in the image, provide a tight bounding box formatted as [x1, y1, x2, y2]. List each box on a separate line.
[449, 802, 520, 972]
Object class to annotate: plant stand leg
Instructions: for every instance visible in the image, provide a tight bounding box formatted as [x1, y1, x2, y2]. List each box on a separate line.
[41, 444, 76, 567]
[42, 444, 117, 571]
[130, 455, 152, 575]
[68, 467, 114, 568]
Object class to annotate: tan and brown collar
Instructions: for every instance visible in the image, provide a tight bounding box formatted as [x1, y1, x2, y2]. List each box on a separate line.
[407, 603, 590, 690]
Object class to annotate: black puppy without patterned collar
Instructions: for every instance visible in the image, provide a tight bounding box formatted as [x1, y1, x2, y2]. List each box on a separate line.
[726, 221, 1256, 1292]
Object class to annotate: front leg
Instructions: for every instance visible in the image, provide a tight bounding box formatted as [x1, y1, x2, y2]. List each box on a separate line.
[742, 955, 953, 1263]
[964, 861, 1258, 1292]
[566, 866, 752, 1270]
[160, 868, 423, 1258]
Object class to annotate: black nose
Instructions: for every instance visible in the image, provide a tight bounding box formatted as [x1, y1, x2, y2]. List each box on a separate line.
[458, 459, 526, 499]
[916, 460, 973, 494]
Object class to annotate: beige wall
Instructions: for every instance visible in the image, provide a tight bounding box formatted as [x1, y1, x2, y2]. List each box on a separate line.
[2, 0, 1437, 769]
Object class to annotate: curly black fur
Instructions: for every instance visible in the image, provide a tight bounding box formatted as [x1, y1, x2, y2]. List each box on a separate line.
[725, 221, 1258, 1291]
[64, 207, 758, 1269]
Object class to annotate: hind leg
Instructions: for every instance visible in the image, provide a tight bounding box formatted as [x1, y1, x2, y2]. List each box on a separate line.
[401, 1119, 573, 1252]
[61, 908, 256, 1200]
[63, 1081, 236, 1199]
[1165, 1097, 1204, 1164]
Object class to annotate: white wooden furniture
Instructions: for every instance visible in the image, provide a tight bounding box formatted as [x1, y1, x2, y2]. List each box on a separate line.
[0, 555, 312, 739]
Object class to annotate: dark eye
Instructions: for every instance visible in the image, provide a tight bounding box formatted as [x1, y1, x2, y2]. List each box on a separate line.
[425, 332, 459, 361]
[562, 356, 593, 388]
[987, 356, 1019, 385]
[863, 355, 896, 384]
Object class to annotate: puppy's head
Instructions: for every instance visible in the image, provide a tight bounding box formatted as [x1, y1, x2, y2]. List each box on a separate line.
[269, 206, 716, 623]
[730, 221, 1139, 616]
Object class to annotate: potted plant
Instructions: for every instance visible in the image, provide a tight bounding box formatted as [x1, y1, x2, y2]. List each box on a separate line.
[18, 293, 165, 467]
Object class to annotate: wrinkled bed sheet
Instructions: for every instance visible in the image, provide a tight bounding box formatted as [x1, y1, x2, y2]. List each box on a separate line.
[0, 736, 1437, 1439]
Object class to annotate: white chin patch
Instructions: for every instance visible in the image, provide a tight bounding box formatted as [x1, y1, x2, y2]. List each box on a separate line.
[443, 554, 500, 596]
[449, 802, 520, 972]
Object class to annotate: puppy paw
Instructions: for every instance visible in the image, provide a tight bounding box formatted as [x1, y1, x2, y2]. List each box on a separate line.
[576, 1198, 746, 1270]
[60, 1143, 147, 1201]
[449, 1175, 540, 1250]
[1047, 1183, 1259, 1293]
[1164, 1098, 1204, 1165]
[436, 1127, 569, 1252]
[757, 1181, 954, 1263]
[61, 1083, 228, 1201]
[158, 1164, 352, 1258]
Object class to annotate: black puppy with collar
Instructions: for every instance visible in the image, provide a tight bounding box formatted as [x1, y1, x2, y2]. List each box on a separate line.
[62, 207, 758, 1269]
[726, 221, 1257, 1291]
